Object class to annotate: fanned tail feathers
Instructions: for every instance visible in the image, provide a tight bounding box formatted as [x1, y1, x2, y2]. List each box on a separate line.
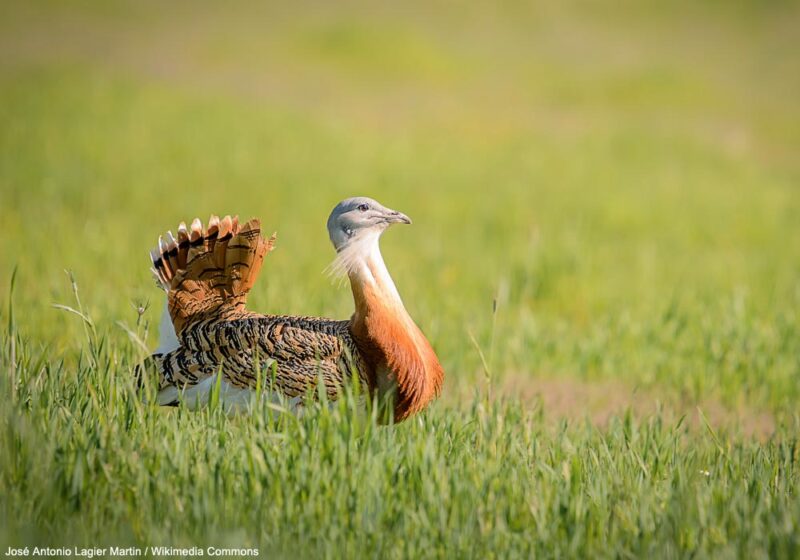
[150, 215, 276, 335]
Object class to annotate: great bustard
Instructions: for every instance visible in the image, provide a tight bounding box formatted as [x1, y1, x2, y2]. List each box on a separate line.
[141, 197, 444, 421]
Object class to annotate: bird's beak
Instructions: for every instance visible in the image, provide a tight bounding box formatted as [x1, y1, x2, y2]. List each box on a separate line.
[385, 209, 412, 225]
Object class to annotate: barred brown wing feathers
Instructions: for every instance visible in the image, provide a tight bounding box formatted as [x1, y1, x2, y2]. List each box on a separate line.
[158, 315, 369, 399]
[263, 319, 345, 360]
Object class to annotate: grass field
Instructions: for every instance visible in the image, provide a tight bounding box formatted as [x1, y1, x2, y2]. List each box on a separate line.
[1, 1, 799, 557]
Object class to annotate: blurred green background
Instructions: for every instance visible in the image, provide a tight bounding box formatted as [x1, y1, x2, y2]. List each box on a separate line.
[2, 2, 800, 556]
[1, 0, 799, 415]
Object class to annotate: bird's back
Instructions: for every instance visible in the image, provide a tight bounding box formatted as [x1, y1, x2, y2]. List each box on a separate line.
[151, 313, 370, 407]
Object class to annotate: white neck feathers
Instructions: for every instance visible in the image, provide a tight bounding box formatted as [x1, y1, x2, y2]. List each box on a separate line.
[330, 231, 404, 306]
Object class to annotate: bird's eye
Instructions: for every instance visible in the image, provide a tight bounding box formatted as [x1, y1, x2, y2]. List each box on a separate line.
[357, 203, 369, 212]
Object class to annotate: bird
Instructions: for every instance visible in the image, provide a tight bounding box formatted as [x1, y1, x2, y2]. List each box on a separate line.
[140, 197, 444, 422]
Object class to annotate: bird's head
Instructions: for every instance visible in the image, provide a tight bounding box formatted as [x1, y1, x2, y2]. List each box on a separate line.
[327, 197, 411, 252]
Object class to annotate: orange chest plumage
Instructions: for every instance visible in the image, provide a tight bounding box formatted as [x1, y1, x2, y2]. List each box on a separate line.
[349, 266, 444, 421]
